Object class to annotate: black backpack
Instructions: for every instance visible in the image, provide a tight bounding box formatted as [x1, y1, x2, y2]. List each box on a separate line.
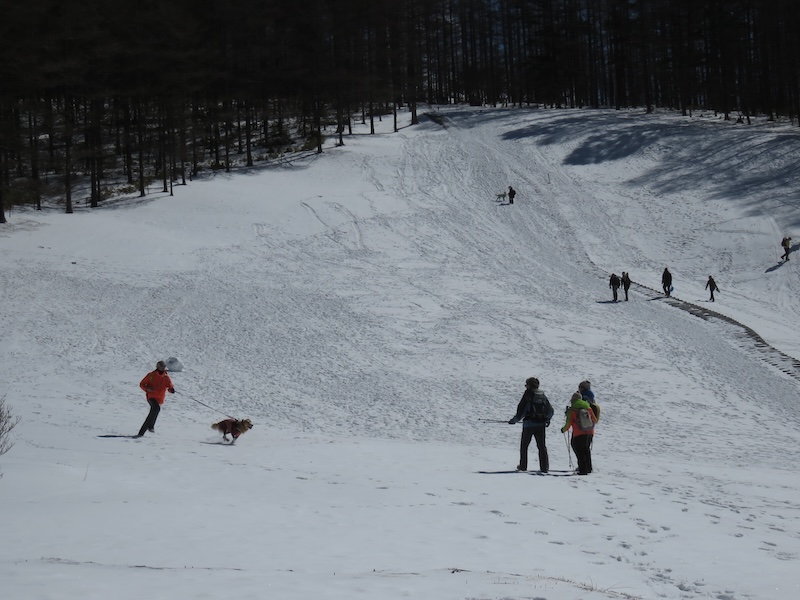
[526, 390, 552, 421]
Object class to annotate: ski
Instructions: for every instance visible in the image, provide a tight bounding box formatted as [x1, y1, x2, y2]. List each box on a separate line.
[478, 469, 576, 475]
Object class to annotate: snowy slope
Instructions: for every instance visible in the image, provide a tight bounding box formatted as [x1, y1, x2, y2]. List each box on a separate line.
[1, 106, 798, 600]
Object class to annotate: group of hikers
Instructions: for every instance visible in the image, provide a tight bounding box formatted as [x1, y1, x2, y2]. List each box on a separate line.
[508, 378, 599, 475]
[607, 235, 793, 304]
[607, 268, 720, 302]
[608, 272, 632, 302]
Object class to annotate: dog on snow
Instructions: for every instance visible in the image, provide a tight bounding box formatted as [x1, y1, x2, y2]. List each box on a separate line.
[211, 418, 253, 443]
[495, 191, 507, 201]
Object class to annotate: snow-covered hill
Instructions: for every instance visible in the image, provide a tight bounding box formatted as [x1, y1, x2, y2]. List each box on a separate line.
[1, 106, 798, 599]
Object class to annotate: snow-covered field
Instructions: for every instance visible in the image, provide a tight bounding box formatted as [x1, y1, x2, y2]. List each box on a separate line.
[1, 106, 799, 600]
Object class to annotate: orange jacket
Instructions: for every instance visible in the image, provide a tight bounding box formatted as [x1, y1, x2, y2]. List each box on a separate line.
[140, 370, 174, 404]
[561, 400, 598, 437]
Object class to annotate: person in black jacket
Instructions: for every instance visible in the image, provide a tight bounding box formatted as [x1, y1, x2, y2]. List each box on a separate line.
[609, 273, 621, 302]
[662, 268, 672, 297]
[508, 377, 554, 472]
[508, 186, 516, 204]
[621, 272, 631, 301]
[705, 275, 719, 302]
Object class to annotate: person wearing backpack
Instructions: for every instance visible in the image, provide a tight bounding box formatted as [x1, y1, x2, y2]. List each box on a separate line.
[781, 236, 792, 261]
[508, 377, 554, 472]
[561, 392, 598, 475]
[578, 380, 600, 421]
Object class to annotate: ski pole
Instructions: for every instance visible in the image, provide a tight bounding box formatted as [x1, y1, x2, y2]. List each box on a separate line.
[563, 431, 574, 469]
[478, 418, 509, 423]
[177, 392, 236, 419]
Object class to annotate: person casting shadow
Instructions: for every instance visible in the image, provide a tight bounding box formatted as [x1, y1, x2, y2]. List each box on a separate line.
[508, 377, 554, 472]
[137, 361, 175, 437]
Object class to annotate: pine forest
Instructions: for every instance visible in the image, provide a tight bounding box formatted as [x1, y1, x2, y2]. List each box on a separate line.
[1, 0, 799, 220]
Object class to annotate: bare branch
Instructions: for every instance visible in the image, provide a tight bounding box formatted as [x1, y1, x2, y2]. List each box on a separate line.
[0, 395, 21, 458]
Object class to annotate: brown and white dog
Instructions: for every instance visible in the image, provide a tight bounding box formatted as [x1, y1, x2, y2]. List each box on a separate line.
[211, 418, 253, 443]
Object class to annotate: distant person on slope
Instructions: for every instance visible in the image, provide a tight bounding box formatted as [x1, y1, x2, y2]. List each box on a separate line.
[137, 361, 175, 437]
[507, 186, 516, 205]
[508, 377, 554, 472]
[621, 272, 631, 301]
[662, 268, 672, 297]
[705, 276, 720, 302]
[609, 273, 621, 302]
[561, 392, 598, 475]
[781, 236, 792, 261]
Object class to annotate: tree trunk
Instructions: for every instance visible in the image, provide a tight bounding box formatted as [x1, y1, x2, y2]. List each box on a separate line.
[137, 99, 146, 198]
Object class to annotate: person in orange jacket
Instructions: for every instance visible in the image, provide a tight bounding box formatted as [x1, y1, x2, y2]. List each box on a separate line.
[137, 360, 175, 437]
[561, 392, 598, 475]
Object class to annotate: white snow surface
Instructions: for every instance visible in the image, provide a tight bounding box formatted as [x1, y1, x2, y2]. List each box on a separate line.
[1, 106, 799, 600]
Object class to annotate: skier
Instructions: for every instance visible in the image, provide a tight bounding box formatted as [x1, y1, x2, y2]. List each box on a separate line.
[609, 273, 621, 302]
[781, 236, 792, 261]
[621, 272, 631, 301]
[705, 275, 719, 302]
[508, 377, 554, 472]
[507, 186, 516, 205]
[561, 392, 598, 475]
[137, 361, 175, 437]
[662, 267, 672, 297]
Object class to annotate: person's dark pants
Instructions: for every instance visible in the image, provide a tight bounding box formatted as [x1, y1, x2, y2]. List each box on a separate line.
[709, 290, 715, 301]
[623, 285, 629, 301]
[138, 399, 161, 436]
[612, 287, 619, 302]
[571, 434, 593, 474]
[519, 426, 549, 472]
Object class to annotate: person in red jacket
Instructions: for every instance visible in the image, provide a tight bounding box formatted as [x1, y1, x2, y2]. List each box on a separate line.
[137, 361, 175, 437]
[561, 392, 598, 475]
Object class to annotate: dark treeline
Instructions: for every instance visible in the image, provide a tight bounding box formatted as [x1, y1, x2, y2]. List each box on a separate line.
[1, 0, 799, 221]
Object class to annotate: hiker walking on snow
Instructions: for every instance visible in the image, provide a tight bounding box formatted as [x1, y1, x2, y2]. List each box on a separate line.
[621, 272, 631, 301]
[561, 392, 598, 475]
[609, 273, 621, 302]
[137, 360, 175, 437]
[781, 236, 792, 261]
[508, 186, 516, 205]
[705, 276, 720, 302]
[508, 377, 554, 472]
[662, 268, 672, 297]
